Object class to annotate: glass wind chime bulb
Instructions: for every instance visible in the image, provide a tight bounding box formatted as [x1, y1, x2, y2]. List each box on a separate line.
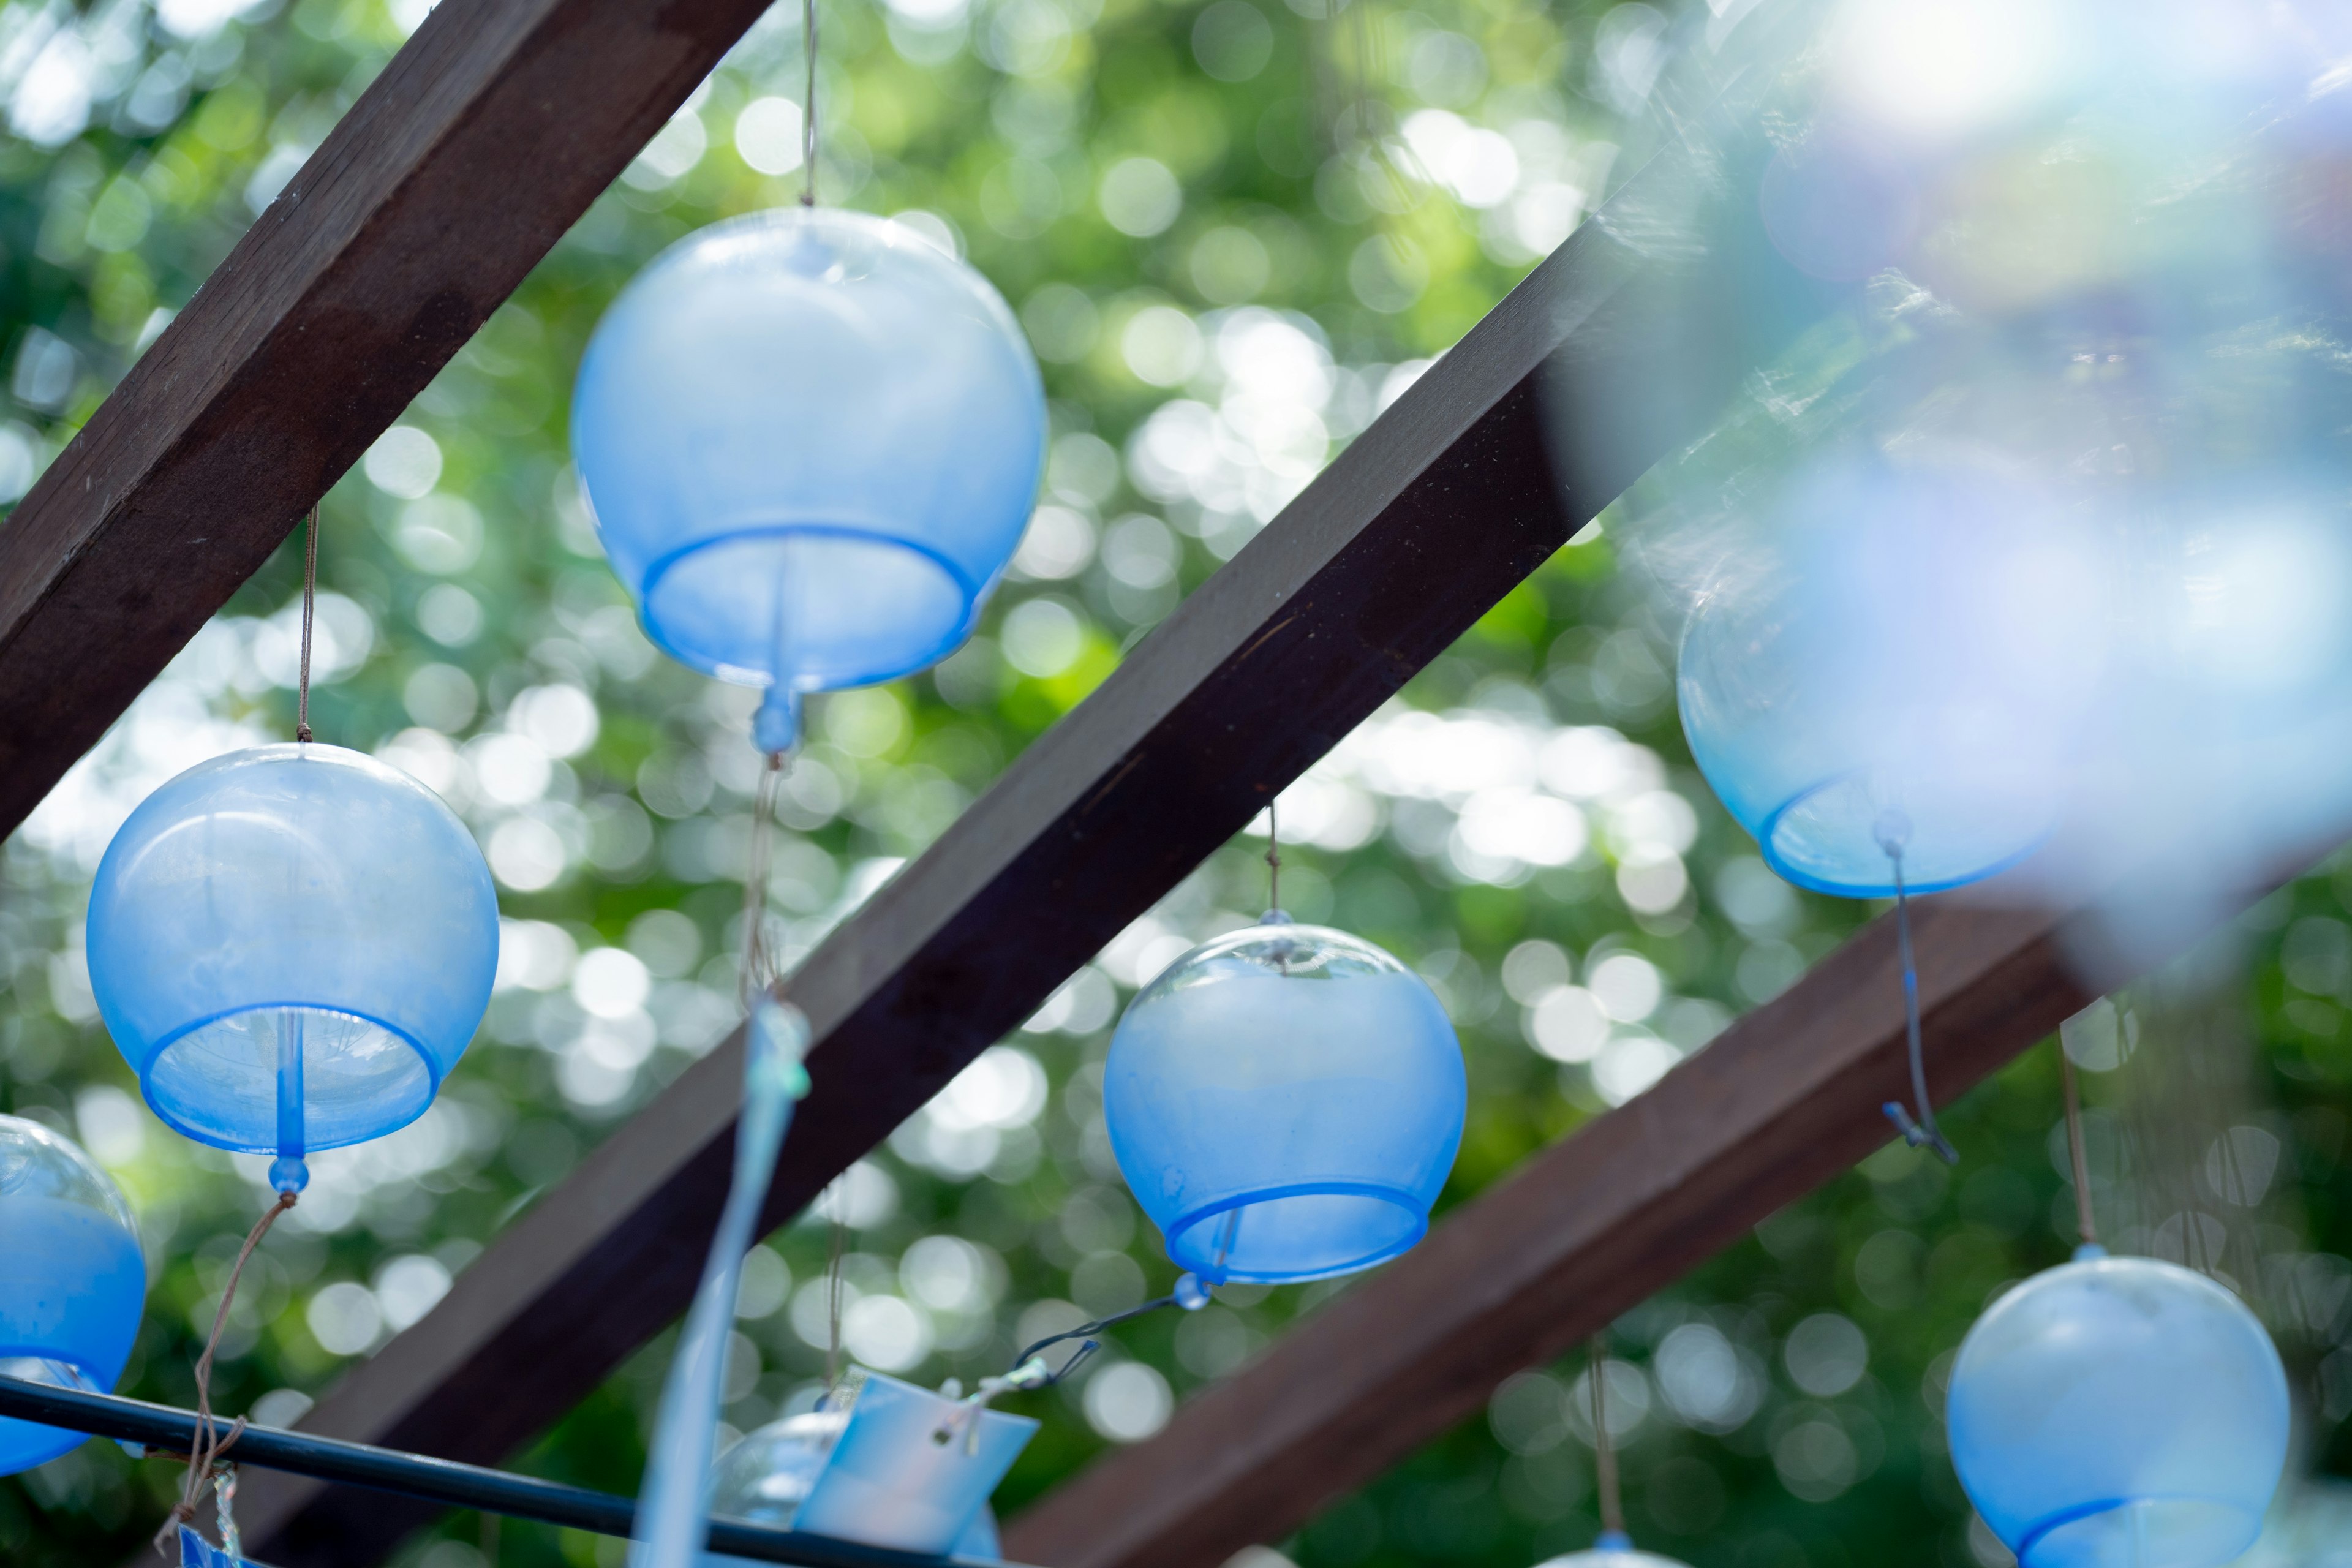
[1676, 452, 2106, 899]
[0, 1115, 146, 1476]
[86, 745, 500, 1189]
[571, 206, 1047, 753]
[1104, 918, 1466, 1283]
[1945, 1250, 2290, 1568]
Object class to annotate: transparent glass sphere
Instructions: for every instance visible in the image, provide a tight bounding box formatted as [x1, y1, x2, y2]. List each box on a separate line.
[571, 206, 1046, 749]
[1947, 1251, 2289, 1568]
[0, 1115, 145, 1475]
[701, 1408, 1001, 1564]
[87, 745, 500, 1156]
[1104, 919, 1466, 1283]
[1676, 451, 2109, 896]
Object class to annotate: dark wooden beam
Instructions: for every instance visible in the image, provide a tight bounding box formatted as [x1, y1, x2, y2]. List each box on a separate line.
[234, 152, 1750, 1565]
[0, 0, 772, 837]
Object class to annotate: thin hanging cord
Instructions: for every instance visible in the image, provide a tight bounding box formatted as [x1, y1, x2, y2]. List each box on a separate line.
[939, 1273, 1209, 1449]
[1265, 800, 1282, 913]
[1879, 837, 1958, 1164]
[295, 504, 319, 744]
[2062, 1042, 2100, 1250]
[1591, 1335, 1624, 1540]
[824, 1204, 846, 1392]
[799, 0, 819, 207]
[154, 1189, 296, 1555]
[739, 744, 839, 1401]
[739, 753, 790, 1008]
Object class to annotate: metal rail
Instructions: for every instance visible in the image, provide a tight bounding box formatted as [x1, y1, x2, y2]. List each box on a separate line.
[0, 1375, 1017, 1568]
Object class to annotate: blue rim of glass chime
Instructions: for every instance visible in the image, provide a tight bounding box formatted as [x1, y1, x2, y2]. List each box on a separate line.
[1163, 1181, 1431, 1283]
[132, 1001, 437, 1155]
[1754, 769, 2053, 899]
[634, 522, 985, 695]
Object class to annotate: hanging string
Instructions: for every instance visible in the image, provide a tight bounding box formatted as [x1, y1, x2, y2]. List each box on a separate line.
[824, 1200, 846, 1393]
[1590, 1335, 1626, 1546]
[937, 1272, 1209, 1451]
[738, 753, 791, 1008]
[1265, 799, 1283, 915]
[2061, 1041, 2100, 1251]
[153, 1188, 297, 1555]
[799, 0, 819, 208]
[741, 741, 844, 1401]
[294, 503, 319, 744]
[1877, 824, 1958, 1164]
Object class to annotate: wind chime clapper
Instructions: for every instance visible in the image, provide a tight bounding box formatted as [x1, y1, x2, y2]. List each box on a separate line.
[0, 1372, 1023, 1568]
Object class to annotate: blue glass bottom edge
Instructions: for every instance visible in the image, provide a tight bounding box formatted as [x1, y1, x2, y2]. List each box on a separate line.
[1164, 1180, 1433, 1284]
[135, 1001, 444, 1157]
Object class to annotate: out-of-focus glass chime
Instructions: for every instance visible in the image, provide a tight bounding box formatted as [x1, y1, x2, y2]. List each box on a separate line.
[1637, 0, 2352, 1151]
[1643, 0, 2352, 903]
[0, 1115, 145, 1477]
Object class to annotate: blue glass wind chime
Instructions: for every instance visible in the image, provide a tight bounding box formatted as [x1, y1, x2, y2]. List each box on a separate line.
[564, 0, 1482, 1524]
[565, 0, 1065, 1554]
[40, 503, 502, 1561]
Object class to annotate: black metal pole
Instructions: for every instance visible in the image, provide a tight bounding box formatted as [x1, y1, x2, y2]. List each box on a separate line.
[0, 1374, 1016, 1568]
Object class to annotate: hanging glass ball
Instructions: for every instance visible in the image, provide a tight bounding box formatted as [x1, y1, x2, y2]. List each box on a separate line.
[0, 1115, 145, 1476]
[698, 1408, 1001, 1564]
[86, 745, 500, 1160]
[1676, 449, 2111, 897]
[1104, 919, 1466, 1283]
[571, 207, 1047, 752]
[1946, 1250, 2289, 1567]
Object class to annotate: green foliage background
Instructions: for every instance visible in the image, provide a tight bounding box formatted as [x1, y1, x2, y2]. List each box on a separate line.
[0, 0, 2348, 1564]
